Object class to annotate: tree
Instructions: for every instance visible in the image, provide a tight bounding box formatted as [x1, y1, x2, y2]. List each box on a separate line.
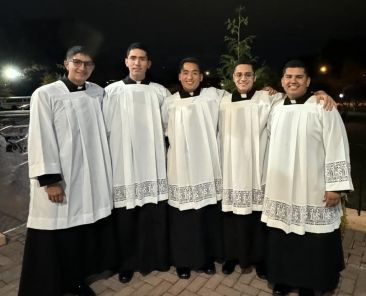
[41, 65, 63, 85]
[41, 73, 58, 85]
[217, 5, 255, 92]
[217, 5, 276, 92]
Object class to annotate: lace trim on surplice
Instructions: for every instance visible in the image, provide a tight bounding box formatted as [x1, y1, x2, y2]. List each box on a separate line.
[113, 179, 168, 202]
[168, 179, 222, 204]
[325, 161, 351, 183]
[222, 187, 264, 208]
[262, 198, 341, 226]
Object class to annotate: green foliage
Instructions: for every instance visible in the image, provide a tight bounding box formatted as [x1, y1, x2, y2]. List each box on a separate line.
[218, 5, 255, 92]
[41, 72, 61, 85]
[218, 4, 275, 92]
[254, 65, 279, 90]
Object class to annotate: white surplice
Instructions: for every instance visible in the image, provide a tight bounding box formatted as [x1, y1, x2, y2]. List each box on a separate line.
[261, 96, 353, 235]
[103, 81, 170, 209]
[219, 91, 283, 214]
[27, 81, 113, 230]
[167, 87, 226, 210]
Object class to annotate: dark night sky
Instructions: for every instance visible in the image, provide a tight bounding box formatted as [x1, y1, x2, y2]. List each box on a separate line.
[1, 0, 366, 88]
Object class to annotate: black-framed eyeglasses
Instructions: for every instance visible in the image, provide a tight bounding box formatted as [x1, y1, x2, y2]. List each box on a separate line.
[234, 72, 254, 79]
[69, 59, 95, 68]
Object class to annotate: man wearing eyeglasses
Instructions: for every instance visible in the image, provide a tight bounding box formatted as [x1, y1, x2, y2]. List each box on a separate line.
[218, 60, 282, 278]
[103, 42, 171, 283]
[19, 46, 115, 296]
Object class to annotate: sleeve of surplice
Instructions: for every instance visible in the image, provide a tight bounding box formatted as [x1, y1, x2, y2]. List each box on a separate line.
[102, 88, 115, 140]
[160, 86, 171, 134]
[28, 89, 61, 179]
[322, 106, 354, 192]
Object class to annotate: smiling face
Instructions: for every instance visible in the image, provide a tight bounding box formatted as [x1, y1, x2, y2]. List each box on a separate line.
[233, 64, 256, 94]
[178, 62, 203, 93]
[281, 67, 311, 99]
[125, 48, 151, 81]
[64, 53, 95, 86]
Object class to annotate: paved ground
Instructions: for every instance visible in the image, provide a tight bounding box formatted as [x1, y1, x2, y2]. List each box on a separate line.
[0, 209, 365, 296]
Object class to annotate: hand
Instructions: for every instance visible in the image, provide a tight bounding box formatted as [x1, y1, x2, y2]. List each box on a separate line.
[314, 90, 337, 111]
[262, 86, 277, 95]
[323, 191, 341, 207]
[46, 182, 64, 203]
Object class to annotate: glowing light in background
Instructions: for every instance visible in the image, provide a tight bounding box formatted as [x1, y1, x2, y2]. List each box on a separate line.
[319, 65, 328, 74]
[2, 66, 23, 81]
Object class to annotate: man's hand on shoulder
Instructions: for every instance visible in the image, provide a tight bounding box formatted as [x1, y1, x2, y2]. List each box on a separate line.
[314, 90, 337, 111]
[262, 86, 277, 96]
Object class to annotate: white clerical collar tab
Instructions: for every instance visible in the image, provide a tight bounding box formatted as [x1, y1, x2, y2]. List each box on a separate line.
[241, 93, 247, 98]
[290, 99, 296, 104]
[136, 81, 141, 84]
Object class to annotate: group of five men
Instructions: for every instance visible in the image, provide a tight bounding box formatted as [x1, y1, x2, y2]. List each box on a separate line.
[18, 42, 353, 296]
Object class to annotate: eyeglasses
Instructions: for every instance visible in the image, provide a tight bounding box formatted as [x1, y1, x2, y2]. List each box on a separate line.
[69, 59, 95, 68]
[234, 72, 254, 79]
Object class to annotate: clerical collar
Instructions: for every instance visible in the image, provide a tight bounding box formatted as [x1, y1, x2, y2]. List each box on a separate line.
[179, 86, 202, 98]
[284, 91, 311, 105]
[123, 75, 150, 85]
[61, 77, 86, 92]
[231, 89, 256, 102]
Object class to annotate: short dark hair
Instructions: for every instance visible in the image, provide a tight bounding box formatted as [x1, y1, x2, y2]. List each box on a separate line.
[179, 57, 201, 73]
[126, 42, 150, 59]
[65, 45, 95, 60]
[282, 59, 309, 76]
[233, 59, 256, 73]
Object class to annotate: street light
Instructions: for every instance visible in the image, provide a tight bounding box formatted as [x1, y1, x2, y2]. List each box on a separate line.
[2, 65, 23, 81]
[319, 65, 328, 74]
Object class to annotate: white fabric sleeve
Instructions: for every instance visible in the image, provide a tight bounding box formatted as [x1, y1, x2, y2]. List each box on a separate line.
[160, 87, 171, 134]
[216, 88, 229, 103]
[28, 90, 61, 179]
[322, 107, 353, 191]
[102, 89, 114, 139]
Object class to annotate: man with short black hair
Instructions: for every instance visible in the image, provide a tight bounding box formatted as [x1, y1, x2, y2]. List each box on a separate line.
[261, 59, 353, 296]
[103, 42, 171, 283]
[219, 60, 282, 277]
[19, 45, 116, 296]
[166, 57, 226, 279]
